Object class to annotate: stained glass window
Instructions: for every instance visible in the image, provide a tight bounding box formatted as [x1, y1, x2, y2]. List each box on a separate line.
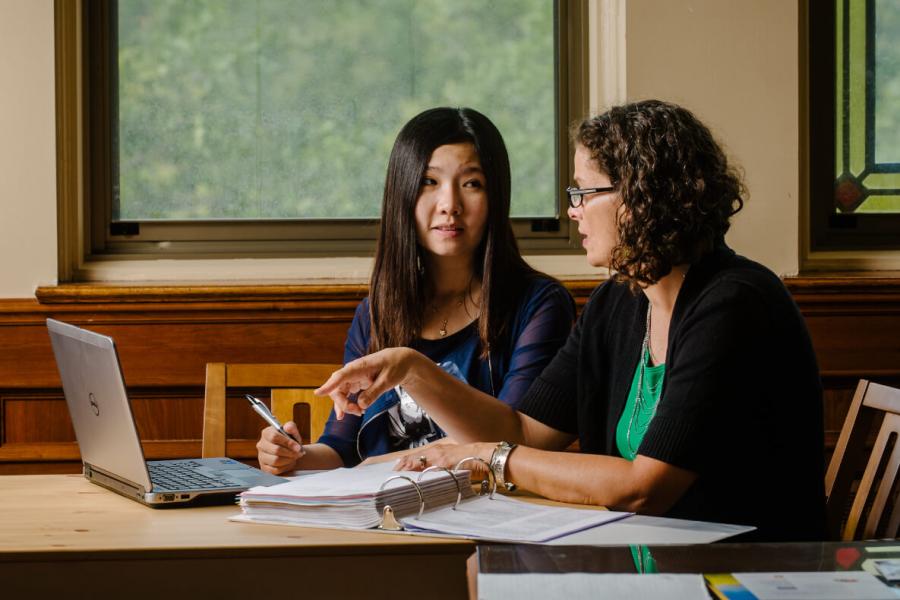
[834, 0, 900, 215]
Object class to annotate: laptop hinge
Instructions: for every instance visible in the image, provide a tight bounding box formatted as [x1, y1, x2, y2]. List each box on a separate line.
[84, 463, 147, 501]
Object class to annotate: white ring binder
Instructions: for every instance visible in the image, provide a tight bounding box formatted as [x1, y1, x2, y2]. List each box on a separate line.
[377, 475, 425, 530]
[453, 456, 496, 499]
[237, 461, 635, 542]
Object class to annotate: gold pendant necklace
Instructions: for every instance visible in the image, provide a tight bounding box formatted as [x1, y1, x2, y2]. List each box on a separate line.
[432, 296, 464, 337]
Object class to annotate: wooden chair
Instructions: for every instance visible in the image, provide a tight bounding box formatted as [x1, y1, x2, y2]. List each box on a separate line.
[825, 379, 900, 540]
[202, 363, 341, 458]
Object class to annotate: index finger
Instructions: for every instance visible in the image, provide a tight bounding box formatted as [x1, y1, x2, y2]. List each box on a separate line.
[331, 387, 364, 419]
[314, 357, 373, 396]
[355, 371, 396, 410]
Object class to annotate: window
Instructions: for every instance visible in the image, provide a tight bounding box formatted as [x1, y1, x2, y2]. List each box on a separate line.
[75, 0, 588, 259]
[809, 0, 900, 251]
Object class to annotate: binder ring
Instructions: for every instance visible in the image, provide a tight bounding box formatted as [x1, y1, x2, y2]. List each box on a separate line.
[453, 456, 496, 500]
[378, 475, 426, 519]
[417, 466, 465, 510]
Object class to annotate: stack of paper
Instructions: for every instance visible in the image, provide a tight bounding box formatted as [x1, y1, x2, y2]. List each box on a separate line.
[235, 461, 632, 542]
[239, 461, 472, 529]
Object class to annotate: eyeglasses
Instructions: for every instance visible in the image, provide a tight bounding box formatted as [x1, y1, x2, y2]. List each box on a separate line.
[565, 186, 616, 208]
[566, 185, 616, 209]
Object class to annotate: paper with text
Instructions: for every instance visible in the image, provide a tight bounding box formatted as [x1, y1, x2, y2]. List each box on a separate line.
[733, 571, 899, 600]
[403, 494, 630, 543]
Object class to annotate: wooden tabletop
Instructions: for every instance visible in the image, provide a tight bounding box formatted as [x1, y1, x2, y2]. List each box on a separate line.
[0, 474, 473, 598]
[0, 473, 473, 556]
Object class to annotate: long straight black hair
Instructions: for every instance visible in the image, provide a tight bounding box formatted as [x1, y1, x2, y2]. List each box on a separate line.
[369, 107, 538, 357]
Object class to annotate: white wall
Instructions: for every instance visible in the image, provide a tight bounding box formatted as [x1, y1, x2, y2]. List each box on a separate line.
[0, 0, 58, 297]
[0, 0, 804, 297]
[627, 0, 801, 276]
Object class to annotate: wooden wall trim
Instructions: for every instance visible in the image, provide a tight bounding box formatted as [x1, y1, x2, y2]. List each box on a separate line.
[32, 281, 600, 306]
[0, 440, 257, 462]
[2, 276, 897, 473]
[34, 274, 900, 305]
[13, 275, 900, 379]
[785, 275, 900, 316]
[34, 283, 370, 304]
[785, 273, 900, 293]
[0, 297, 362, 325]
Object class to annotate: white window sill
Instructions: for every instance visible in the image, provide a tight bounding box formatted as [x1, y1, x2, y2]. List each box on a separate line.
[73, 254, 607, 285]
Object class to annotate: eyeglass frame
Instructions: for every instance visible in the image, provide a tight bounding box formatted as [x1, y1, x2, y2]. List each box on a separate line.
[565, 185, 616, 209]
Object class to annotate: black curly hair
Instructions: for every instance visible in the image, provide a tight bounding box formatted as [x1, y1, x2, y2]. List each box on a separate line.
[573, 100, 745, 289]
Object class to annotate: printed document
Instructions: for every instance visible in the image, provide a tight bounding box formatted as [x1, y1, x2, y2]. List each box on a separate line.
[733, 571, 899, 600]
[404, 493, 629, 543]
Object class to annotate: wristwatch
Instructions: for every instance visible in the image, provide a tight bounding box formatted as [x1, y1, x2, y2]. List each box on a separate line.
[490, 441, 518, 492]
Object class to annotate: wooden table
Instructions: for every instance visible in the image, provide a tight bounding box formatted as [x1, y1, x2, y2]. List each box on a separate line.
[0, 474, 474, 598]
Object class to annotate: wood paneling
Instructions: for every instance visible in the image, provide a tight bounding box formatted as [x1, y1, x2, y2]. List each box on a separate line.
[0, 309, 351, 388]
[3, 395, 76, 443]
[0, 277, 897, 474]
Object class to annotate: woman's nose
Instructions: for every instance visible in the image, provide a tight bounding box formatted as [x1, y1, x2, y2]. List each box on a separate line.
[567, 204, 582, 221]
[437, 184, 462, 214]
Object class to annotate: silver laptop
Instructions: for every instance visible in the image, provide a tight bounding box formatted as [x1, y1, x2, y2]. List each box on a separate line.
[47, 318, 285, 507]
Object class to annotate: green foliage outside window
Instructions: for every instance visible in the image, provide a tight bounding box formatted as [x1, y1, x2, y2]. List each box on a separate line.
[116, 0, 557, 221]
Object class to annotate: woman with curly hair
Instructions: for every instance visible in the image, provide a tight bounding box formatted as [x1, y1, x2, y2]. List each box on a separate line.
[317, 100, 826, 541]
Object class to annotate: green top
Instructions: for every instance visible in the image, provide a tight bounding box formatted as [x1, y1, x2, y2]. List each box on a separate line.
[630, 544, 658, 574]
[615, 348, 666, 461]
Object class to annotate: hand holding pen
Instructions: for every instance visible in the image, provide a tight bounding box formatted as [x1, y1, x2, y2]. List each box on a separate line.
[248, 394, 306, 475]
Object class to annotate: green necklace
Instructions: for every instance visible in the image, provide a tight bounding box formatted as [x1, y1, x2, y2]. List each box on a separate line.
[626, 303, 662, 455]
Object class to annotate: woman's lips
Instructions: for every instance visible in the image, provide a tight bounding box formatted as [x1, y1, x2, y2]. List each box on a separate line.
[433, 225, 463, 238]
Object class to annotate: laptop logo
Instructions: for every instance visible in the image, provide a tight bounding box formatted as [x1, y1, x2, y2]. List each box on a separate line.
[89, 392, 100, 416]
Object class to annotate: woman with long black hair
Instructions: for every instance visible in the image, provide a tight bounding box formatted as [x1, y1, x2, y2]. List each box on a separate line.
[257, 107, 574, 472]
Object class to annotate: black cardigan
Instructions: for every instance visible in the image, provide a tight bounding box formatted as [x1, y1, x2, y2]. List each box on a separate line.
[519, 245, 826, 541]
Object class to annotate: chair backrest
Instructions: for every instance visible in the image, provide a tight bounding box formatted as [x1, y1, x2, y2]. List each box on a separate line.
[202, 363, 341, 458]
[825, 379, 900, 540]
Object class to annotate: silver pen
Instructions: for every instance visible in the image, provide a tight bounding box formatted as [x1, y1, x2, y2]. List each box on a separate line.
[245, 394, 304, 449]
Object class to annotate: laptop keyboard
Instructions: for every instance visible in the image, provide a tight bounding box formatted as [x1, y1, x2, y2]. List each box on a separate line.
[148, 461, 238, 491]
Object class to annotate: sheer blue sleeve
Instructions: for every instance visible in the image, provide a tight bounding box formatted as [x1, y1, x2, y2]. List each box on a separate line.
[516, 286, 600, 434]
[495, 280, 575, 409]
[315, 299, 370, 466]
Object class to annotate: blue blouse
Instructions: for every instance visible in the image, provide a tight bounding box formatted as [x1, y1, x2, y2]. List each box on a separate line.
[317, 276, 575, 466]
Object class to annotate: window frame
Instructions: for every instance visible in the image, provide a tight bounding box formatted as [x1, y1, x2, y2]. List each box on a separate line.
[72, 0, 589, 261]
[808, 0, 900, 253]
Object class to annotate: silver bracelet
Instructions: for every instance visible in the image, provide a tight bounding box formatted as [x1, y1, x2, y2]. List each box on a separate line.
[489, 441, 518, 492]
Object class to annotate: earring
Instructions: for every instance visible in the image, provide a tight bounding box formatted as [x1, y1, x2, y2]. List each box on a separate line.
[416, 253, 424, 275]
